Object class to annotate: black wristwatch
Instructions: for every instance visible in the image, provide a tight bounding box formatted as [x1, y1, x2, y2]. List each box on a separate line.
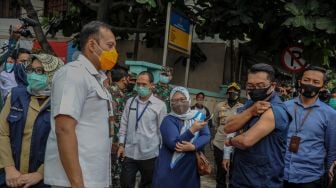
[229, 137, 233, 145]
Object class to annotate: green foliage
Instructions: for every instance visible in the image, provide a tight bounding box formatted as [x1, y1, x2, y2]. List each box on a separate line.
[136, 0, 157, 8]
[194, 0, 336, 75]
[283, 1, 336, 34]
[45, 0, 336, 78]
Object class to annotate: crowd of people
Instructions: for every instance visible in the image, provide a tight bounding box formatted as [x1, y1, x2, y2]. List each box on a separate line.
[0, 20, 336, 188]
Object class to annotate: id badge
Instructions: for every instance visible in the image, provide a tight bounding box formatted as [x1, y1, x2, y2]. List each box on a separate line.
[289, 135, 301, 153]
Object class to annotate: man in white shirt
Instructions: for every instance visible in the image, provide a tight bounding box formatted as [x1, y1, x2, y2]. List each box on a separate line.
[44, 21, 118, 188]
[117, 71, 167, 188]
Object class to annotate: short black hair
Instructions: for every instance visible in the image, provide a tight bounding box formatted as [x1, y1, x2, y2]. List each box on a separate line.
[302, 66, 327, 83]
[79, 21, 111, 51]
[248, 63, 275, 82]
[196, 92, 205, 98]
[111, 68, 127, 82]
[10, 48, 30, 60]
[138, 71, 154, 83]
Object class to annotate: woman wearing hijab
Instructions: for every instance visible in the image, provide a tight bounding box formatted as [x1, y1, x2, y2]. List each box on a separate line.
[0, 53, 63, 188]
[152, 87, 211, 188]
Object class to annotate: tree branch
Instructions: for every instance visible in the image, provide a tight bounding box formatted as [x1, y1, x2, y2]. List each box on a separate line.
[97, 0, 109, 21]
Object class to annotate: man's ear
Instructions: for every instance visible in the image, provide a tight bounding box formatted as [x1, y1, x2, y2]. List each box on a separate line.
[87, 39, 96, 53]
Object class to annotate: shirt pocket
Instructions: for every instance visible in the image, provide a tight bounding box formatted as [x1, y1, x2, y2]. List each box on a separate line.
[7, 110, 24, 124]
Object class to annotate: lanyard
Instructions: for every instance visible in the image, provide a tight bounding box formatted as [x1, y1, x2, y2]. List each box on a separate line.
[135, 100, 150, 130]
[294, 104, 313, 135]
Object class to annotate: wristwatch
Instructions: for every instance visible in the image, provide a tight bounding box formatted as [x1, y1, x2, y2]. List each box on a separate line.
[228, 137, 233, 145]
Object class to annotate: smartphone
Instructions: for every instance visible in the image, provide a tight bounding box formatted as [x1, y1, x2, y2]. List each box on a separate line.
[204, 114, 214, 122]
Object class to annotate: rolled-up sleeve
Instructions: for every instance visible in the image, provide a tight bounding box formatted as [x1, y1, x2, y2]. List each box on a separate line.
[223, 132, 236, 159]
[51, 67, 88, 122]
[0, 95, 14, 168]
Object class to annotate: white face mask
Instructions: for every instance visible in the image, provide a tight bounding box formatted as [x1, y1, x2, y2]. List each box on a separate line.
[196, 100, 204, 105]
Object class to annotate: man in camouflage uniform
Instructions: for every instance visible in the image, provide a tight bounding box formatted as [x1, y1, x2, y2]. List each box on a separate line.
[153, 66, 173, 112]
[212, 82, 244, 188]
[124, 71, 137, 100]
[109, 68, 128, 188]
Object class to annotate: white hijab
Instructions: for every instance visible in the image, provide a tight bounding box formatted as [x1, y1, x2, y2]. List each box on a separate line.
[169, 87, 204, 169]
[169, 86, 198, 120]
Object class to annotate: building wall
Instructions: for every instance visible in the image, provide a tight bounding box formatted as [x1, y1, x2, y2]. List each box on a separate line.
[117, 40, 227, 93]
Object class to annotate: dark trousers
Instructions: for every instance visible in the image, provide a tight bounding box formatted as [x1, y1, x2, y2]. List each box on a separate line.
[120, 157, 156, 188]
[213, 146, 227, 188]
[283, 178, 325, 188]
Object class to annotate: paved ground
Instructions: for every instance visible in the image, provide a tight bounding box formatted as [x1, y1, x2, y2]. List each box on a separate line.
[200, 137, 217, 188]
[201, 175, 216, 188]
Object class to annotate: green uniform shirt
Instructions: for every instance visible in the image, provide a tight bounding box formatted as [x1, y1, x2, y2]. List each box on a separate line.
[153, 83, 172, 112]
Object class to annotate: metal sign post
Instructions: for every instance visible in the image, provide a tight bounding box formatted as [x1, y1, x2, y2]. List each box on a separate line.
[162, 2, 171, 67]
[184, 25, 193, 87]
[162, 3, 193, 86]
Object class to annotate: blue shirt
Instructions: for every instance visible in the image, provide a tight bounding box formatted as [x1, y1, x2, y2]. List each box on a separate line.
[284, 97, 336, 183]
[231, 93, 291, 188]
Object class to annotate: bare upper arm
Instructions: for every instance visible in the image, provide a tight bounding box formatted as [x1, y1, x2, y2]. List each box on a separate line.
[55, 115, 77, 134]
[242, 108, 275, 147]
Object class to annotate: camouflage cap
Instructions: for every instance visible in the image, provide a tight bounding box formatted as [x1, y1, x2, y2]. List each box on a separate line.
[161, 66, 173, 76]
[227, 82, 241, 91]
[128, 71, 137, 80]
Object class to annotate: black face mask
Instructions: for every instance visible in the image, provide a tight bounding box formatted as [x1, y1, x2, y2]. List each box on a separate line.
[227, 92, 239, 107]
[126, 83, 135, 92]
[300, 83, 321, 98]
[248, 86, 272, 102]
[228, 92, 239, 101]
[318, 90, 331, 102]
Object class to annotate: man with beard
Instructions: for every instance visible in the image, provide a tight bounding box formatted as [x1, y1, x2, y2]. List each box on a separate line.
[284, 66, 336, 188]
[224, 63, 291, 188]
[212, 82, 243, 188]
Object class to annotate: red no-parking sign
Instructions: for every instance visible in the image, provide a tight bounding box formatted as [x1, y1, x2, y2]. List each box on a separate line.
[281, 46, 308, 72]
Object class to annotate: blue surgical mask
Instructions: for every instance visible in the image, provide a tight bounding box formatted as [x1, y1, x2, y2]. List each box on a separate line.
[135, 86, 151, 97]
[5, 63, 14, 72]
[329, 98, 336, 109]
[160, 75, 170, 84]
[27, 73, 48, 91]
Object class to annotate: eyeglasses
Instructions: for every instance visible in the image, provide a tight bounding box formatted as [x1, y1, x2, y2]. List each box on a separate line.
[171, 98, 188, 104]
[246, 84, 271, 90]
[26, 66, 45, 75]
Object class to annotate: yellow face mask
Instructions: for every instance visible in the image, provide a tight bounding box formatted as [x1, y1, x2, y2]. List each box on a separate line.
[98, 47, 118, 71]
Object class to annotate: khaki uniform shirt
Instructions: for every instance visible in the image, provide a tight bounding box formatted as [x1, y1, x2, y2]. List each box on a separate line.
[212, 101, 243, 150]
[0, 94, 49, 175]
